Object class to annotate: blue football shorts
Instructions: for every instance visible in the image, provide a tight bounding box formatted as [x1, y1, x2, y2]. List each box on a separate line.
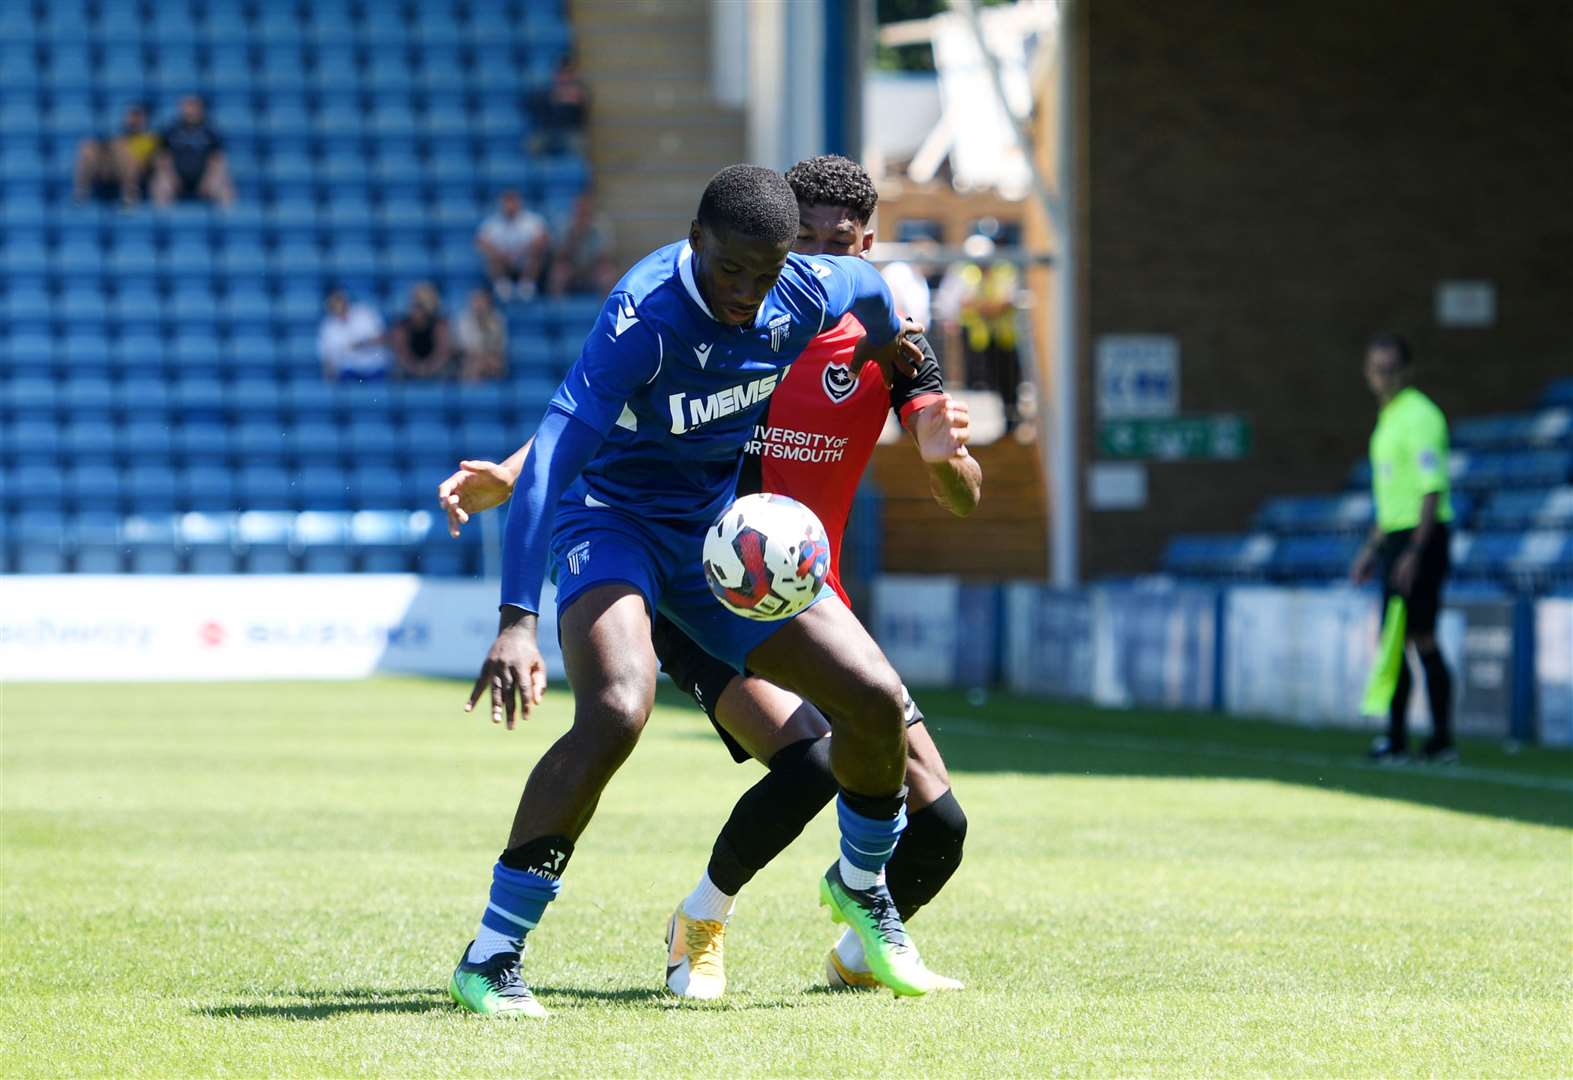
[549, 499, 830, 673]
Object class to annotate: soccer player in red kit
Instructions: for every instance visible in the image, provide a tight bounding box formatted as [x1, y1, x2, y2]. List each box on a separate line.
[438, 155, 982, 998]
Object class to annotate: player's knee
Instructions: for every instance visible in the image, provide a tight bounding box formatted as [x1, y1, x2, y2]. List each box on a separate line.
[844, 663, 906, 735]
[577, 679, 653, 759]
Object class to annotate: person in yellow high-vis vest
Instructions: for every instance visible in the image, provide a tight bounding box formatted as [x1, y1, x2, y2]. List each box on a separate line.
[1348, 334, 1457, 763]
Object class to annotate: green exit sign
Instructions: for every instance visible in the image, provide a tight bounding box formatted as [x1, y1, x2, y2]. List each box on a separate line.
[1098, 415, 1252, 461]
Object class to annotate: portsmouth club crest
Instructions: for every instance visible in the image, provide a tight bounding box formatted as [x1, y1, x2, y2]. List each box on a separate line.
[767, 313, 792, 352]
[821, 362, 856, 403]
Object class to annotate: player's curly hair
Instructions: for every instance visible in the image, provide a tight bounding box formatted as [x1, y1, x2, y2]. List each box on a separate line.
[784, 154, 879, 225]
[696, 165, 800, 245]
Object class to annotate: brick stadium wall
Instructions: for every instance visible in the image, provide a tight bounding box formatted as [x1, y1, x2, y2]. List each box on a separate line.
[1079, 0, 1573, 577]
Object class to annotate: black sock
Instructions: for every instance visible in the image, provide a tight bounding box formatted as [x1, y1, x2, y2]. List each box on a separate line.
[1387, 658, 1413, 751]
[884, 790, 967, 921]
[706, 728, 838, 896]
[499, 835, 575, 881]
[1418, 646, 1453, 747]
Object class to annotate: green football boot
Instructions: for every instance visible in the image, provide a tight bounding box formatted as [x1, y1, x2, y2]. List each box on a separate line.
[818, 863, 932, 997]
[449, 941, 548, 1018]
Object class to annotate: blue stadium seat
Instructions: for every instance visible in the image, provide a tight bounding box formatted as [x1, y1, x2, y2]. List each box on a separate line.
[370, 102, 417, 139]
[239, 464, 294, 510]
[72, 510, 125, 573]
[351, 509, 412, 571]
[171, 332, 224, 377]
[61, 376, 114, 415]
[284, 381, 340, 420]
[13, 510, 69, 573]
[328, 238, 379, 278]
[347, 419, 400, 457]
[230, 332, 281, 376]
[295, 509, 353, 570]
[271, 237, 323, 278]
[114, 332, 166, 376]
[222, 284, 274, 334]
[288, 420, 342, 462]
[111, 283, 163, 332]
[7, 418, 62, 459]
[458, 418, 511, 460]
[60, 285, 110, 323]
[6, 329, 54, 374]
[61, 331, 113, 375]
[1455, 532, 1522, 580]
[298, 465, 352, 509]
[177, 421, 232, 461]
[234, 418, 288, 463]
[377, 194, 430, 233]
[349, 466, 404, 509]
[62, 419, 118, 458]
[2, 234, 50, 276]
[168, 287, 221, 327]
[123, 420, 175, 462]
[54, 237, 105, 278]
[64, 464, 123, 508]
[4, 282, 50, 326]
[402, 418, 457, 463]
[7, 375, 59, 415]
[238, 507, 298, 570]
[229, 378, 283, 415]
[120, 377, 172, 417]
[121, 471, 178, 518]
[184, 467, 237, 511]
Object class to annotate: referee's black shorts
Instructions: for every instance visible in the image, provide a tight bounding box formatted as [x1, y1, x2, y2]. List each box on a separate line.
[650, 614, 925, 765]
[1376, 523, 1451, 638]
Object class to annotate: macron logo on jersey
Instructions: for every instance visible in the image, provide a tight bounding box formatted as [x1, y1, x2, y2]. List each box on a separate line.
[612, 300, 638, 338]
[668, 368, 788, 435]
[694, 342, 713, 368]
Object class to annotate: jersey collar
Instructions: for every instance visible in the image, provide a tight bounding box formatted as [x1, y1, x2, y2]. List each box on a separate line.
[678, 242, 763, 327]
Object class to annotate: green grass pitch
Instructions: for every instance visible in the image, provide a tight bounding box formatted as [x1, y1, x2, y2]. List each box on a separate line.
[2, 678, 1569, 1077]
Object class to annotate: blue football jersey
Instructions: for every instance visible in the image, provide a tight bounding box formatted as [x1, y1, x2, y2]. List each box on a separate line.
[547, 240, 900, 524]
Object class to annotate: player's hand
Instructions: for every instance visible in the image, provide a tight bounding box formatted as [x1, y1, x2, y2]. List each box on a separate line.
[465, 610, 547, 729]
[856, 318, 925, 386]
[437, 460, 518, 538]
[1348, 546, 1376, 584]
[909, 395, 972, 463]
[1391, 549, 1420, 596]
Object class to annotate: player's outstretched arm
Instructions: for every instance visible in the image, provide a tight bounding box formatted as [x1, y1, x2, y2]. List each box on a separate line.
[908, 396, 983, 517]
[437, 437, 532, 537]
[466, 408, 603, 727]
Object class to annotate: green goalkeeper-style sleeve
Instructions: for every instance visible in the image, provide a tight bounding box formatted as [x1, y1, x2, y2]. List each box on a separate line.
[1361, 595, 1409, 717]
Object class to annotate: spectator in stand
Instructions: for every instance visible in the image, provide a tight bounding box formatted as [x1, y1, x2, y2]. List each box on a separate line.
[391, 282, 454, 380]
[318, 286, 392, 383]
[528, 53, 589, 155]
[547, 193, 617, 297]
[938, 235, 1023, 431]
[73, 103, 160, 207]
[151, 95, 235, 207]
[456, 287, 508, 382]
[475, 190, 549, 302]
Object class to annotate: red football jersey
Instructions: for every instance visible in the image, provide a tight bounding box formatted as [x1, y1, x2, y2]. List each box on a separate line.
[737, 313, 945, 603]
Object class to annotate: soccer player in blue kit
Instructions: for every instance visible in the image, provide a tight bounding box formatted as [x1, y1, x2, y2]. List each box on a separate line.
[448, 165, 937, 1016]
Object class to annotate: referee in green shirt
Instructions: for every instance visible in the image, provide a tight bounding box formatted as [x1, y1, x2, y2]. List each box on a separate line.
[1349, 333, 1457, 763]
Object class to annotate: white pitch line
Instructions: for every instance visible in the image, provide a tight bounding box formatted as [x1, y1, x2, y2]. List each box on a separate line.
[930, 716, 1573, 795]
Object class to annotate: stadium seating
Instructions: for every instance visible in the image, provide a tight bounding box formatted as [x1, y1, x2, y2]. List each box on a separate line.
[0, 1, 582, 576]
[1162, 396, 1573, 593]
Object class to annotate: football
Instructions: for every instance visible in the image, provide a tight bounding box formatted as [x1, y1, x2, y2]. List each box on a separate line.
[702, 493, 832, 621]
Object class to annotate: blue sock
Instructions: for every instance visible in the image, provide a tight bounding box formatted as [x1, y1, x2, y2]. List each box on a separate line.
[836, 790, 908, 890]
[468, 861, 560, 962]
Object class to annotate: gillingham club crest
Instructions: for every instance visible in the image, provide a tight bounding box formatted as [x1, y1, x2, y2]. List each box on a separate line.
[767, 313, 792, 352]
